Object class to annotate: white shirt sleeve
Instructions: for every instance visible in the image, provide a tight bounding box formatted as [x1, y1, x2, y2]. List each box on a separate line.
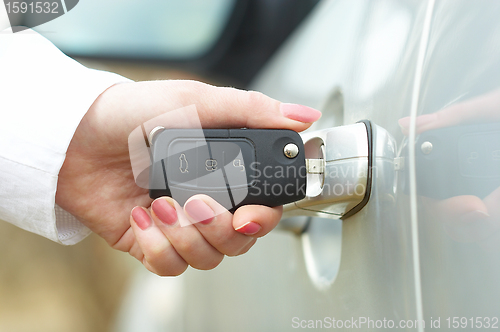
[0, 27, 132, 245]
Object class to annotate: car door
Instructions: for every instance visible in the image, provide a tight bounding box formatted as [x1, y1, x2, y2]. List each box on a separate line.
[411, 0, 500, 329]
[112, 1, 500, 331]
[179, 0, 423, 330]
[173, 1, 500, 331]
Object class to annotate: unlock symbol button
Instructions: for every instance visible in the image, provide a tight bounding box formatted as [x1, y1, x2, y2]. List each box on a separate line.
[233, 159, 245, 171]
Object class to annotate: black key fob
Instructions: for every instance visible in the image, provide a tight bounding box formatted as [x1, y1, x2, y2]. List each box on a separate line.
[403, 122, 500, 200]
[149, 129, 306, 212]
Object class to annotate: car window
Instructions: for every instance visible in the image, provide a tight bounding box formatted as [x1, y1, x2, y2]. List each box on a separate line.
[33, 0, 236, 59]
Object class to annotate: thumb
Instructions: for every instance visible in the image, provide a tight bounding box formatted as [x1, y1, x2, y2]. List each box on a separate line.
[192, 84, 322, 132]
[398, 88, 500, 135]
[102, 80, 321, 135]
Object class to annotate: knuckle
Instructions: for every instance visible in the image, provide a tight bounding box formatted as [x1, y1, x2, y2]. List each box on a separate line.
[129, 249, 143, 262]
[174, 80, 208, 104]
[144, 241, 168, 265]
[174, 239, 195, 255]
[146, 244, 167, 261]
[186, 80, 208, 94]
[191, 254, 224, 271]
[161, 264, 188, 277]
[244, 90, 267, 108]
[144, 255, 188, 277]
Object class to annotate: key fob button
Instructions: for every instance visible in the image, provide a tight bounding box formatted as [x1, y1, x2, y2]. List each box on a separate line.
[166, 140, 198, 187]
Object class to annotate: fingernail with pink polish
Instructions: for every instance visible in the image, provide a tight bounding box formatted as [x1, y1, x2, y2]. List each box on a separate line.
[235, 221, 261, 235]
[152, 199, 178, 225]
[398, 117, 411, 129]
[463, 210, 491, 222]
[132, 207, 151, 230]
[280, 103, 321, 123]
[184, 199, 215, 225]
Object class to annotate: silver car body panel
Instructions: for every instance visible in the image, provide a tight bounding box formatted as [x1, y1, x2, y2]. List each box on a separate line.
[116, 1, 500, 331]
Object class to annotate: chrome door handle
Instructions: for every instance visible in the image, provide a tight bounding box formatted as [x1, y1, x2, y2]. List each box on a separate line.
[281, 121, 396, 220]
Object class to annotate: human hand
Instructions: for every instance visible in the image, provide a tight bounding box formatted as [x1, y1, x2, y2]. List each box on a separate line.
[398, 89, 500, 249]
[55, 80, 321, 275]
[398, 88, 500, 135]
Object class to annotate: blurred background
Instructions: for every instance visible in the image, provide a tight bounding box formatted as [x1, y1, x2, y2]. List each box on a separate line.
[7, 0, 319, 87]
[1, 1, 318, 331]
